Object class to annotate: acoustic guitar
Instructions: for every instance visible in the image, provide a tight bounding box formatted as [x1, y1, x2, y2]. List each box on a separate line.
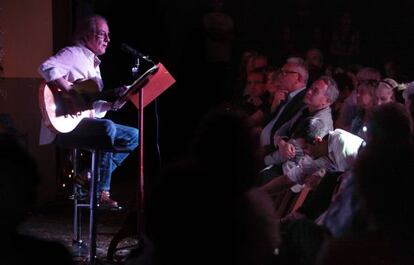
[38, 75, 143, 134]
[39, 63, 175, 134]
[38, 79, 101, 134]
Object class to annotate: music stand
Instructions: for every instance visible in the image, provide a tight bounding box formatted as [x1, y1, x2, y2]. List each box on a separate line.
[108, 61, 175, 259]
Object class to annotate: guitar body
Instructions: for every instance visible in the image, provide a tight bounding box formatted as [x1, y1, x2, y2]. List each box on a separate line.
[38, 81, 95, 134]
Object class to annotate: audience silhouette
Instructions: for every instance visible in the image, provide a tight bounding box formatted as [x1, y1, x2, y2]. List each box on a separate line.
[0, 134, 74, 265]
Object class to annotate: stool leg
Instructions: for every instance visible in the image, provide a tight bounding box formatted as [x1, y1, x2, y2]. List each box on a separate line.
[72, 149, 82, 243]
[88, 150, 99, 264]
[72, 148, 88, 257]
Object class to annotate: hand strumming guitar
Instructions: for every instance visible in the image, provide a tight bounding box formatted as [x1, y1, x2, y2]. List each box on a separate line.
[110, 85, 129, 111]
[47, 78, 88, 116]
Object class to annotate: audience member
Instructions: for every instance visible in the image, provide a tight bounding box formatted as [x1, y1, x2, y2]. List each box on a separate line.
[241, 67, 286, 132]
[317, 143, 414, 265]
[0, 135, 74, 265]
[260, 76, 339, 185]
[265, 126, 363, 265]
[260, 61, 308, 150]
[240, 70, 268, 127]
[264, 68, 286, 118]
[350, 79, 378, 139]
[275, 103, 412, 265]
[375, 78, 398, 106]
[262, 119, 325, 191]
[336, 67, 381, 130]
[317, 102, 413, 238]
[236, 51, 268, 99]
[144, 104, 281, 265]
[403, 81, 414, 111]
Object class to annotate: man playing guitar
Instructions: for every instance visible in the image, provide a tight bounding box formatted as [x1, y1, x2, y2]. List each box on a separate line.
[38, 14, 138, 208]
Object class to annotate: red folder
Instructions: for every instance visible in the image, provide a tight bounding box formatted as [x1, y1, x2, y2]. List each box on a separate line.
[127, 63, 175, 109]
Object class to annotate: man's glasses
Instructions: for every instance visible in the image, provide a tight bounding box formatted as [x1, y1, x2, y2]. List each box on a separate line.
[94, 31, 111, 40]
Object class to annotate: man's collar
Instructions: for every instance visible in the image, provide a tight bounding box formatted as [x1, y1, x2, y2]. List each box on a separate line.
[288, 86, 306, 99]
[308, 105, 331, 114]
[79, 43, 101, 66]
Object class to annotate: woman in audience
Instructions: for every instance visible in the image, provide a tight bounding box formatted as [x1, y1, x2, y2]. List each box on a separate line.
[351, 78, 399, 140]
[336, 67, 381, 130]
[350, 80, 378, 139]
[374, 78, 399, 106]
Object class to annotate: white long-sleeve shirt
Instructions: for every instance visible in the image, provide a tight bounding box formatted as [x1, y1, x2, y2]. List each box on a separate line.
[38, 44, 108, 145]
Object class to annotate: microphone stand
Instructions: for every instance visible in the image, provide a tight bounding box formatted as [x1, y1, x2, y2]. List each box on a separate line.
[132, 55, 157, 241]
[107, 54, 159, 262]
[132, 56, 145, 237]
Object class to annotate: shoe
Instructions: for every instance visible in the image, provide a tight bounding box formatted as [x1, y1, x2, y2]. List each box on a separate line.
[98, 191, 120, 209]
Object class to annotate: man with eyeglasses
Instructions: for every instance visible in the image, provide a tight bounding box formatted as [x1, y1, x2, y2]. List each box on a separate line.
[38, 14, 139, 208]
[260, 60, 309, 155]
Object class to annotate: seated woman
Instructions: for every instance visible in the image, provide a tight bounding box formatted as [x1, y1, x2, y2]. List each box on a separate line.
[351, 78, 399, 140]
[375, 78, 399, 105]
[350, 80, 378, 139]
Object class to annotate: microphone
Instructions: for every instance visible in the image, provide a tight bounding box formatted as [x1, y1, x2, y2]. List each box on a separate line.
[120, 43, 147, 59]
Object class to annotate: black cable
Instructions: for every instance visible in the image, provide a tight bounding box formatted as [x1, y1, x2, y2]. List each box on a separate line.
[154, 98, 162, 169]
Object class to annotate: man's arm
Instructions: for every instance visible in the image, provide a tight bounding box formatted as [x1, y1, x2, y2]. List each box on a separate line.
[261, 154, 327, 194]
[276, 138, 296, 160]
[263, 137, 296, 165]
[47, 77, 73, 92]
[263, 149, 284, 166]
[45, 77, 87, 115]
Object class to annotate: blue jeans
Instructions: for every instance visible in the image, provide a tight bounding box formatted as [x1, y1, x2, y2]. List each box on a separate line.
[56, 118, 139, 192]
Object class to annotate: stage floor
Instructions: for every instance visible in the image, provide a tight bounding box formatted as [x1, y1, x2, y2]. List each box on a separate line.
[19, 178, 140, 264]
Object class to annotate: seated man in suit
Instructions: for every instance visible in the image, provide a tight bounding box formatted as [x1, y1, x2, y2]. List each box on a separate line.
[260, 60, 309, 151]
